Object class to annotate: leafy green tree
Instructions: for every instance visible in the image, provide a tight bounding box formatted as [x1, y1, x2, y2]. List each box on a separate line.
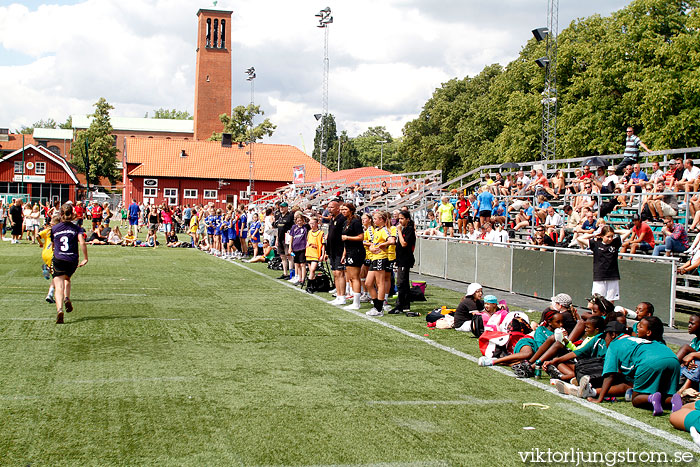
[210, 104, 276, 142]
[312, 114, 337, 167]
[70, 98, 120, 185]
[337, 131, 361, 171]
[352, 126, 403, 172]
[148, 108, 193, 120]
[20, 118, 58, 134]
[59, 116, 72, 130]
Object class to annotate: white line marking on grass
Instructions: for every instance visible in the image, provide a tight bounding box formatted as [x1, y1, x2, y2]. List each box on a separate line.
[60, 376, 192, 384]
[224, 255, 700, 453]
[368, 397, 514, 406]
[113, 293, 148, 297]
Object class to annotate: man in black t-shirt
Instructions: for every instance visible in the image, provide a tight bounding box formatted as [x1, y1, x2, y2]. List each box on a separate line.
[8, 198, 24, 243]
[274, 202, 294, 279]
[325, 199, 347, 305]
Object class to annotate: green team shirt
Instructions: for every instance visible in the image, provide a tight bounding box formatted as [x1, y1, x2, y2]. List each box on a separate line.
[534, 326, 553, 349]
[573, 333, 607, 359]
[691, 336, 700, 352]
[602, 334, 651, 378]
[436, 203, 454, 223]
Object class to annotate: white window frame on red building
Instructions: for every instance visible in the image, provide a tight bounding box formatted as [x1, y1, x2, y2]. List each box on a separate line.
[203, 189, 217, 199]
[35, 162, 46, 175]
[184, 189, 198, 199]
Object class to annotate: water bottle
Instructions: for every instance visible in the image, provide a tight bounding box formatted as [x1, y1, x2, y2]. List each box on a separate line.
[534, 360, 542, 380]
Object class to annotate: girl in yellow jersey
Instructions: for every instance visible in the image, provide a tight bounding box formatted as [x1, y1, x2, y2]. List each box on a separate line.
[360, 213, 373, 302]
[37, 215, 59, 303]
[385, 212, 398, 312]
[305, 217, 325, 285]
[189, 210, 200, 247]
[364, 210, 395, 316]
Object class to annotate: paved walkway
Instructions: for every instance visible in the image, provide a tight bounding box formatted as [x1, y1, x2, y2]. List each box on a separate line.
[411, 273, 692, 346]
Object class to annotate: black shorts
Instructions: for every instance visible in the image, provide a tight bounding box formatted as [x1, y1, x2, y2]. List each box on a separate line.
[442, 222, 453, 229]
[364, 258, 371, 267]
[371, 258, 390, 272]
[52, 258, 78, 278]
[345, 250, 365, 268]
[293, 250, 306, 264]
[387, 259, 396, 270]
[329, 255, 345, 271]
[479, 210, 492, 218]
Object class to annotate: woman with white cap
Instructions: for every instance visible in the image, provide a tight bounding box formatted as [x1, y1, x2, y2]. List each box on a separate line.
[454, 283, 484, 332]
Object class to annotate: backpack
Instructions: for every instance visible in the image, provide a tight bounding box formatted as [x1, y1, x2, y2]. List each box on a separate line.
[267, 256, 283, 270]
[574, 357, 605, 387]
[409, 285, 427, 302]
[307, 275, 332, 293]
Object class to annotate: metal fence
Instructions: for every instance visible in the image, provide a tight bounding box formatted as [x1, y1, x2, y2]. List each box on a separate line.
[414, 235, 678, 326]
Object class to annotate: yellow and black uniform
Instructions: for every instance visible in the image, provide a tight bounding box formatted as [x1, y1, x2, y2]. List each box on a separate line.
[39, 227, 53, 268]
[366, 225, 390, 271]
[189, 214, 199, 234]
[305, 229, 324, 262]
[387, 225, 398, 265]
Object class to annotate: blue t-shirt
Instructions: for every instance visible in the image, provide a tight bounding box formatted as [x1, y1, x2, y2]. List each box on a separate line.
[534, 326, 553, 349]
[128, 203, 140, 219]
[240, 214, 248, 235]
[523, 206, 534, 219]
[582, 219, 596, 230]
[493, 202, 507, 217]
[51, 222, 84, 262]
[249, 221, 261, 240]
[476, 191, 495, 212]
[691, 336, 700, 352]
[631, 171, 648, 182]
[183, 207, 192, 220]
[538, 201, 551, 210]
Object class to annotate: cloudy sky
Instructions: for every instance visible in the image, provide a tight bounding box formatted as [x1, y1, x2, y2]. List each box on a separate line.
[0, 0, 630, 153]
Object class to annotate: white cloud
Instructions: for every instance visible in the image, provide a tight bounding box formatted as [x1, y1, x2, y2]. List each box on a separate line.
[0, 0, 630, 150]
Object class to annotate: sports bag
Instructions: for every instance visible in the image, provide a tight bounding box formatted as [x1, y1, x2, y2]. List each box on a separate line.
[574, 357, 605, 387]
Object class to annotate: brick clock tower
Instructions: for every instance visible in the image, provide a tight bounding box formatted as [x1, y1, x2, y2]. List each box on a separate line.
[194, 9, 232, 141]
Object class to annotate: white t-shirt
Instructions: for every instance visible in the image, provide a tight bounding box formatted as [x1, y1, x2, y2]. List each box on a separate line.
[682, 166, 700, 181]
[603, 174, 619, 186]
[649, 169, 665, 182]
[545, 213, 563, 227]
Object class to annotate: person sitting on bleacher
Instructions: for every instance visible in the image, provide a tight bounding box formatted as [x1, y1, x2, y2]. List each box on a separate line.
[513, 200, 534, 231]
[653, 216, 690, 256]
[648, 162, 665, 184]
[677, 234, 700, 275]
[644, 180, 679, 220]
[566, 168, 584, 195]
[530, 225, 555, 251]
[624, 164, 649, 195]
[620, 213, 655, 255]
[574, 180, 598, 212]
[515, 170, 530, 193]
[594, 166, 619, 194]
[534, 195, 552, 225]
[569, 209, 596, 247]
[544, 205, 563, 239]
[677, 159, 700, 194]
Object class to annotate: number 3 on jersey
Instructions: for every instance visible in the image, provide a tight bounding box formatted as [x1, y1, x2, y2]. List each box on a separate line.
[59, 236, 70, 252]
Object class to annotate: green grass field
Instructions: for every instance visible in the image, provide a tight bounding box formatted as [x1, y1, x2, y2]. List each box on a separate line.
[1, 237, 698, 466]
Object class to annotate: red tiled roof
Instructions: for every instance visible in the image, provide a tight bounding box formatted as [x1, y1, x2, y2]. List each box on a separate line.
[306, 167, 392, 185]
[0, 134, 38, 152]
[125, 138, 330, 182]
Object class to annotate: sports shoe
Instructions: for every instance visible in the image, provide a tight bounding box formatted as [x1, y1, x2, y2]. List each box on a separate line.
[56, 311, 64, 324]
[382, 302, 392, 312]
[366, 308, 383, 317]
[277, 274, 289, 280]
[554, 380, 578, 396]
[625, 388, 634, 402]
[288, 277, 299, 284]
[328, 297, 345, 305]
[387, 308, 403, 315]
[45, 295, 55, 304]
[577, 375, 596, 399]
[512, 362, 534, 378]
[672, 393, 683, 413]
[404, 311, 420, 317]
[648, 392, 663, 416]
[343, 302, 361, 310]
[478, 356, 494, 367]
[359, 293, 371, 303]
[64, 300, 73, 313]
[690, 426, 700, 447]
[545, 364, 563, 380]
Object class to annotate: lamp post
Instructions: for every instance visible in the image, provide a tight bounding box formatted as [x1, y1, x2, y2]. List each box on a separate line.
[377, 140, 387, 171]
[315, 7, 333, 183]
[245, 67, 256, 199]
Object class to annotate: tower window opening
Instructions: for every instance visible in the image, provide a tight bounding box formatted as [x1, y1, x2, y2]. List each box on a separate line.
[220, 20, 226, 48]
[206, 18, 211, 47]
[213, 19, 219, 47]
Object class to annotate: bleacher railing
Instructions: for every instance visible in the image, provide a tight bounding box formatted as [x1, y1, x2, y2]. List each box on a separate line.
[415, 234, 678, 327]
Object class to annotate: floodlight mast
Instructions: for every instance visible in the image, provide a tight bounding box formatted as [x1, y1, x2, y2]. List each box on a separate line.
[315, 7, 332, 183]
[532, 0, 559, 161]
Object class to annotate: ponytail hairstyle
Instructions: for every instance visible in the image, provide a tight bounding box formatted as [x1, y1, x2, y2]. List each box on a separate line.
[642, 316, 665, 344]
[588, 316, 606, 334]
[540, 308, 558, 327]
[59, 203, 75, 222]
[599, 225, 614, 237]
[399, 209, 414, 229]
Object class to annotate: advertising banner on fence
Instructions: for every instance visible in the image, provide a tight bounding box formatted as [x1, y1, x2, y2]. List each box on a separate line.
[293, 165, 305, 185]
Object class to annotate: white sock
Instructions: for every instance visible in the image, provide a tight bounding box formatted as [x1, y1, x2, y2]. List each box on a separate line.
[353, 292, 361, 306]
[48, 286, 54, 296]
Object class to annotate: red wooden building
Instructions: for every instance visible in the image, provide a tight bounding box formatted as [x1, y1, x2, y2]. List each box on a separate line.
[0, 144, 80, 204]
[123, 138, 328, 207]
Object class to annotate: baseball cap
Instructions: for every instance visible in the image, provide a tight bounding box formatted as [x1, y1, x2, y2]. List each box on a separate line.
[280, 202, 288, 207]
[551, 293, 572, 307]
[484, 295, 498, 304]
[466, 283, 482, 296]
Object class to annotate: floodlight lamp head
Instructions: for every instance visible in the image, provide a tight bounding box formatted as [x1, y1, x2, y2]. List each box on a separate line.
[532, 27, 549, 42]
[535, 57, 550, 68]
[314, 113, 323, 121]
